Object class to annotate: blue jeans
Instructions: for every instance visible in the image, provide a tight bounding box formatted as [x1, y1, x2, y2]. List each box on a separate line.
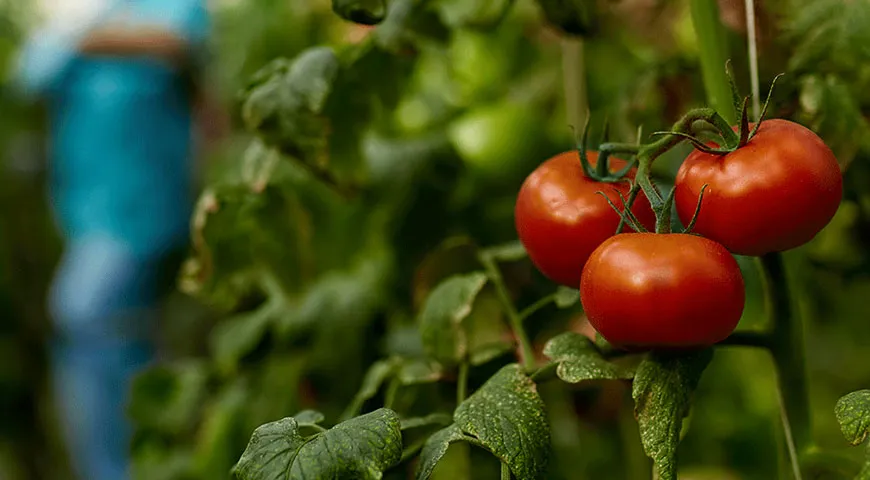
[48, 234, 169, 480]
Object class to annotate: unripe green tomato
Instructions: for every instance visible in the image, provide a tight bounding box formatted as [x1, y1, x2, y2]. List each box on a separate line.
[447, 101, 546, 185]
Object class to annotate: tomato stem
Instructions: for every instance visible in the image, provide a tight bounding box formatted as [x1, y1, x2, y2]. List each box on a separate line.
[759, 253, 812, 467]
[479, 252, 537, 372]
[501, 462, 512, 480]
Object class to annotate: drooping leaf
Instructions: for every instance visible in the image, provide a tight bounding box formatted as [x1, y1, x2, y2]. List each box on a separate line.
[480, 240, 527, 263]
[128, 361, 208, 437]
[543, 332, 634, 383]
[454, 364, 550, 479]
[333, 0, 387, 25]
[418, 272, 489, 365]
[632, 349, 714, 480]
[533, 0, 600, 37]
[211, 302, 278, 375]
[233, 408, 402, 480]
[415, 424, 472, 480]
[241, 48, 340, 164]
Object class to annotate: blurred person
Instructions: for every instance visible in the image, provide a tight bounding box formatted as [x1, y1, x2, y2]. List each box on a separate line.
[14, 1, 217, 479]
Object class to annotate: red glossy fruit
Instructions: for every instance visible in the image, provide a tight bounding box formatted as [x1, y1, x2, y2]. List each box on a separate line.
[515, 151, 655, 287]
[580, 233, 745, 349]
[674, 119, 843, 256]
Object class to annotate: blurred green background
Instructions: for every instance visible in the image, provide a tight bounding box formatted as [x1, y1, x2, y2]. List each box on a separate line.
[1, 0, 869, 478]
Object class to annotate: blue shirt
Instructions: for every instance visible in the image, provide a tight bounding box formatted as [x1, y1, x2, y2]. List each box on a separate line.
[17, 0, 209, 258]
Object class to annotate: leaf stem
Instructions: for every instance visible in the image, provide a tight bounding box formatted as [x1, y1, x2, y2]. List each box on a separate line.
[518, 294, 557, 322]
[457, 361, 469, 405]
[480, 253, 536, 372]
[743, 0, 761, 120]
[758, 253, 812, 472]
[501, 462, 512, 480]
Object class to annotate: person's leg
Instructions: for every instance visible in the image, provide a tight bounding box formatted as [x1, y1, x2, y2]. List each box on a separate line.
[47, 234, 162, 480]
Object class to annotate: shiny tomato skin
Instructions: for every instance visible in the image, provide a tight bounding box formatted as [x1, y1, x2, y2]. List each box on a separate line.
[580, 233, 745, 349]
[674, 119, 843, 256]
[515, 151, 656, 287]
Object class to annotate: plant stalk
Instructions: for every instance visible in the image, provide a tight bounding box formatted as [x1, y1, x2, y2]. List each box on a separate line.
[501, 462, 511, 480]
[457, 361, 469, 404]
[689, 0, 737, 123]
[480, 254, 536, 372]
[758, 254, 812, 469]
[561, 36, 588, 132]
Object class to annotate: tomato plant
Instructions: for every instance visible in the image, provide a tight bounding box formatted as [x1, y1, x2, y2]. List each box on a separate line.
[580, 233, 745, 349]
[675, 118, 844, 256]
[514, 150, 655, 287]
[79, 1, 870, 480]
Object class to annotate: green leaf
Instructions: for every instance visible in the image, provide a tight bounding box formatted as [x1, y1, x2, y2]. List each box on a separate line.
[553, 286, 580, 308]
[454, 364, 550, 479]
[131, 441, 193, 480]
[294, 410, 326, 427]
[415, 424, 472, 480]
[343, 359, 399, 419]
[533, 0, 599, 37]
[464, 289, 514, 366]
[836, 390, 870, 446]
[542, 332, 634, 383]
[418, 272, 489, 365]
[784, 0, 870, 73]
[192, 381, 248, 480]
[128, 361, 208, 437]
[481, 240, 527, 263]
[241, 47, 340, 164]
[333, 0, 387, 25]
[397, 358, 444, 385]
[211, 303, 277, 375]
[233, 408, 402, 480]
[632, 350, 714, 480]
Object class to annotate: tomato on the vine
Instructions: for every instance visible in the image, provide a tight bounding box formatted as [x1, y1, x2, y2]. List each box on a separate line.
[514, 151, 655, 287]
[580, 233, 745, 349]
[674, 119, 843, 256]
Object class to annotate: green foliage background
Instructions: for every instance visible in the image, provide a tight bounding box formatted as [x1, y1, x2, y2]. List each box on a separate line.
[1, 0, 870, 478]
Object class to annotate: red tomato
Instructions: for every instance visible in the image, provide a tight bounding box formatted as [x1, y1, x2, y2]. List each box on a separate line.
[674, 119, 843, 256]
[515, 151, 656, 287]
[580, 233, 745, 349]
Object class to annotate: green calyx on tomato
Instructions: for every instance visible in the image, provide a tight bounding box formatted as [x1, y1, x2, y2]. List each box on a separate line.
[580, 233, 746, 350]
[515, 150, 656, 287]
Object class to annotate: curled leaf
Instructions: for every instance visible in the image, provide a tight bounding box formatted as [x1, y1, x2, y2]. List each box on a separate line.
[632, 350, 713, 480]
[543, 332, 634, 383]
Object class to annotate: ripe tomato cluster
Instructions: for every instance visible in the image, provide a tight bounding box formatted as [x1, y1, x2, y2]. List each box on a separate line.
[515, 119, 843, 350]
